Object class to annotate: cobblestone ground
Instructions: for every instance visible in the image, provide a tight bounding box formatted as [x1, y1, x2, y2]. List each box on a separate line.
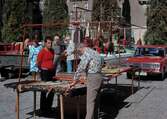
[1, 74, 167, 119]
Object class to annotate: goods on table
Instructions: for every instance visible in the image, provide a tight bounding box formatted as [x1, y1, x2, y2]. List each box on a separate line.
[54, 73, 86, 84]
[101, 67, 120, 74]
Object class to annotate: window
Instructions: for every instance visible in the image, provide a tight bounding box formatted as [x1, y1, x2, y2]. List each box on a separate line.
[84, 3, 88, 9]
[135, 47, 165, 57]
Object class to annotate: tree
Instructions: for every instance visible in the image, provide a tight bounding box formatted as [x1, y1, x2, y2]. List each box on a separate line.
[43, 0, 69, 37]
[92, 0, 132, 45]
[92, 0, 118, 21]
[0, 0, 3, 41]
[122, 0, 131, 24]
[1, 0, 28, 42]
[144, 0, 167, 44]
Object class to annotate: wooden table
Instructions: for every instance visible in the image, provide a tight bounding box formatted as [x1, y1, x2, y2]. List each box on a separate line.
[102, 66, 141, 94]
[4, 67, 140, 119]
[4, 80, 86, 119]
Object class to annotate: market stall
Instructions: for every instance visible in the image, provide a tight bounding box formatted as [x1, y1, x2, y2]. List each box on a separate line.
[4, 66, 140, 119]
[3, 20, 140, 119]
[4, 79, 86, 119]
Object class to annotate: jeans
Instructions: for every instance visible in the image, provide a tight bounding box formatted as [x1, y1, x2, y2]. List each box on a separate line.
[67, 60, 73, 73]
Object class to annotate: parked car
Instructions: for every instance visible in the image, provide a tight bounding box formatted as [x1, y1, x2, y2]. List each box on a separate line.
[0, 43, 29, 78]
[101, 45, 134, 66]
[127, 45, 167, 80]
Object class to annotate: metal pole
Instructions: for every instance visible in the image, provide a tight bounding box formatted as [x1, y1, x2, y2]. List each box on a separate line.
[33, 73, 37, 118]
[75, 6, 78, 21]
[33, 91, 36, 119]
[74, 6, 79, 72]
[16, 26, 26, 119]
[100, 2, 103, 21]
[132, 70, 134, 94]
[115, 76, 118, 85]
[18, 27, 26, 82]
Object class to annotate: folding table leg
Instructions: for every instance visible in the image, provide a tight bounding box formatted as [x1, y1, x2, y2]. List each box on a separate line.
[16, 91, 20, 119]
[132, 74, 134, 94]
[138, 72, 141, 89]
[33, 91, 36, 119]
[76, 96, 80, 119]
[60, 94, 64, 119]
[115, 76, 118, 85]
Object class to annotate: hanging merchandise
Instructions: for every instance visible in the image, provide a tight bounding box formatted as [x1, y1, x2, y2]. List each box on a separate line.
[85, 22, 90, 38]
[113, 33, 118, 46]
[137, 30, 142, 45]
[80, 27, 84, 42]
[74, 28, 80, 44]
[97, 22, 100, 33]
[123, 28, 126, 47]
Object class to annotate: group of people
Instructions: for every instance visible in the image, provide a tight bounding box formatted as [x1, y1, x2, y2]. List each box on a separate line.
[28, 36, 54, 114]
[82, 35, 115, 56]
[28, 34, 104, 119]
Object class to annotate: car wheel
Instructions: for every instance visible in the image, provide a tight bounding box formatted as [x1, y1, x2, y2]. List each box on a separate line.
[160, 68, 165, 80]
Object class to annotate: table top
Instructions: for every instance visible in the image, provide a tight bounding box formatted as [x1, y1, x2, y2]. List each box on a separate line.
[4, 67, 139, 95]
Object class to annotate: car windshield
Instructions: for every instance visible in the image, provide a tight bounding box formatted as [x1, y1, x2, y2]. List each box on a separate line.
[135, 47, 165, 57]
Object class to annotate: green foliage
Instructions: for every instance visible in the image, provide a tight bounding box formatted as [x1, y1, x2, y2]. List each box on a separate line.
[92, 0, 118, 21]
[122, 0, 131, 24]
[144, 0, 167, 44]
[43, 0, 69, 37]
[1, 0, 27, 42]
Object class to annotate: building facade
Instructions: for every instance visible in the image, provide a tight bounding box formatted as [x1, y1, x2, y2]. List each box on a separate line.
[130, 0, 148, 44]
[67, 0, 93, 22]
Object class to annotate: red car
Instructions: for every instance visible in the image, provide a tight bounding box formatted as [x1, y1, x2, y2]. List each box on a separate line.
[127, 45, 167, 80]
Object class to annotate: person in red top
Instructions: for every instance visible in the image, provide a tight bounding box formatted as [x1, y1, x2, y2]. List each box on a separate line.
[37, 36, 55, 114]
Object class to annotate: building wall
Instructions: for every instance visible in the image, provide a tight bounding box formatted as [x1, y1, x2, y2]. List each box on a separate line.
[129, 0, 147, 44]
[67, 0, 92, 22]
[40, 0, 147, 44]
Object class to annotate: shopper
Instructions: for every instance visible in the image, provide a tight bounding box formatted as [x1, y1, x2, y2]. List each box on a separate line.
[37, 36, 55, 114]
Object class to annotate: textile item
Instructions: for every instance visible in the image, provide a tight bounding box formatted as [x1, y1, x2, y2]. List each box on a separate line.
[29, 45, 42, 72]
[74, 48, 102, 80]
[54, 55, 61, 74]
[85, 73, 102, 119]
[67, 60, 73, 73]
[66, 41, 75, 60]
[37, 48, 54, 70]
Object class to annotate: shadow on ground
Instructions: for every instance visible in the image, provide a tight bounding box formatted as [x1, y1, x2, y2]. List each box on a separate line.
[0, 73, 30, 82]
[25, 84, 139, 119]
[98, 84, 139, 119]
[27, 107, 85, 119]
[137, 75, 166, 81]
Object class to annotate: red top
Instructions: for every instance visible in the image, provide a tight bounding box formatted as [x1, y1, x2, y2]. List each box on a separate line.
[103, 42, 109, 54]
[37, 48, 54, 70]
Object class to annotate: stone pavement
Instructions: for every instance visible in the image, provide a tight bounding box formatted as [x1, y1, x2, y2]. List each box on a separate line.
[115, 75, 167, 119]
[0, 76, 60, 119]
[1, 74, 167, 119]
